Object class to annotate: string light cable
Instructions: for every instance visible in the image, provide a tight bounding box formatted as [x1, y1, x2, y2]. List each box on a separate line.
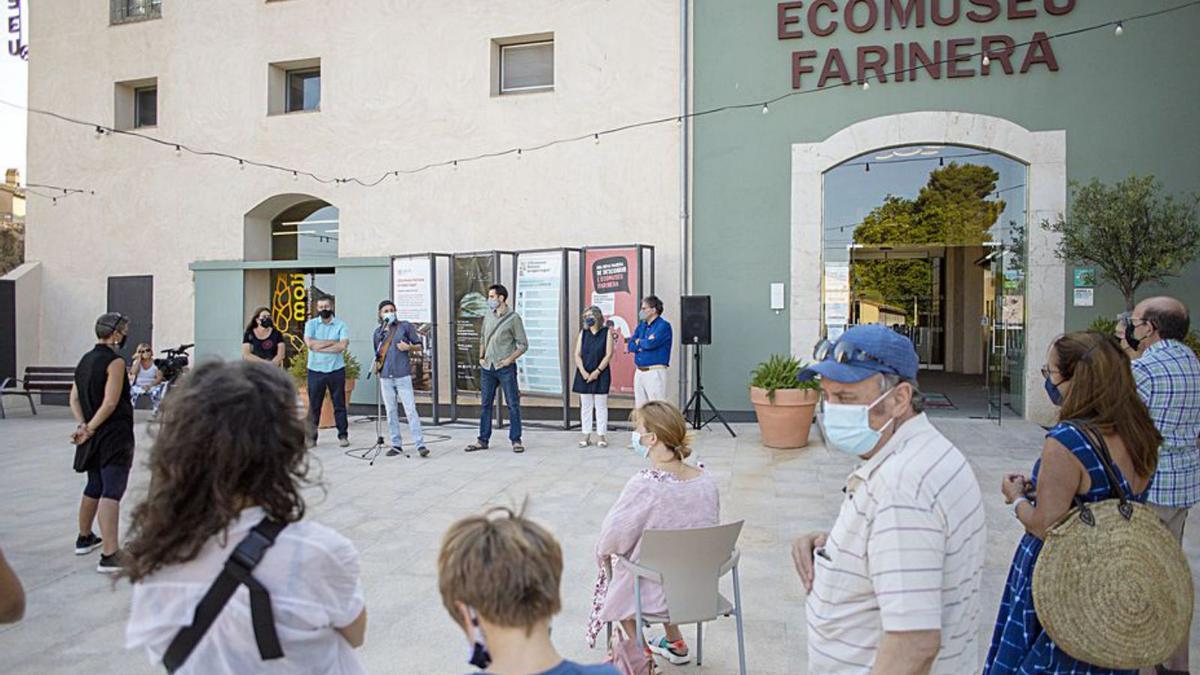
[0, 0, 1194, 191]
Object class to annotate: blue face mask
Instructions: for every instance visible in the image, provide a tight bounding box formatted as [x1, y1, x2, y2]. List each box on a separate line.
[487, 298, 500, 311]
[1044, 377, 1064, 406]
[630, 431, 652, 458]
[819, 389, 895, 457]
[584, 317, 596, 327]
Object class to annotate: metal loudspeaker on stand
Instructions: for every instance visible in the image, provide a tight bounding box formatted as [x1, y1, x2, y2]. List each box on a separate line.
[679, 295, 735, 437]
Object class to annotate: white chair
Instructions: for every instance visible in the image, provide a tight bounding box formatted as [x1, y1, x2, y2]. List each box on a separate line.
[605, 521, 747, 675]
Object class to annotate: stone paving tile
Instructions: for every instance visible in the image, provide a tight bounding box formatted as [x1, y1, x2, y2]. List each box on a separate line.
[0, 408, 1196, 674]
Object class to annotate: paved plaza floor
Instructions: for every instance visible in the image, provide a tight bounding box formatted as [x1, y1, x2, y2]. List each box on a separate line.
[1, 407, 1197, 674]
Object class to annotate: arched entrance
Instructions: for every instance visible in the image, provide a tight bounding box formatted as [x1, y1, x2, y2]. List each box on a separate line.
[243, 194, 339, 359]
[790, 112, 1066, 423]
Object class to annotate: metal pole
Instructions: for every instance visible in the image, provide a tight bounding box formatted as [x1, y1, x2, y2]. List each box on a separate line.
[678, 0, 691, 407]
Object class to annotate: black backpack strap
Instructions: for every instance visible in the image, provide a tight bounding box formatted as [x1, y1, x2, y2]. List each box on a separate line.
[163, 518, 287, 673]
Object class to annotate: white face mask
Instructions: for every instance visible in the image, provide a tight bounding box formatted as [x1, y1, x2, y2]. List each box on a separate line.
[382, 311, 396, 324]
[819, 387, 896, 457]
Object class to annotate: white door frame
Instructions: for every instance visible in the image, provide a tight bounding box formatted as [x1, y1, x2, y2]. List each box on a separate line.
[790, 111, 1066, 423]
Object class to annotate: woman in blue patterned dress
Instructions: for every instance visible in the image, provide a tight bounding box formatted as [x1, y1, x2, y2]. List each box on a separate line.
[984, 331, 1162, 675]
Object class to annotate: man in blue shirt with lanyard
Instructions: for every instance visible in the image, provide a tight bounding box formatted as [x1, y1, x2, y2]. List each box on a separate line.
[372, 300, 428, 458]
[304, 296, 351, 447]
[628, 295, 672, 410]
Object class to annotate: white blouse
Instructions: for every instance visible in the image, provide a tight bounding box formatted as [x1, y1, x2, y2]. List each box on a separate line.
[126, 507, 366, 675]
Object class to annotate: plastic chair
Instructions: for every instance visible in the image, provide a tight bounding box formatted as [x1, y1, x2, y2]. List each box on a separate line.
[605, 520, 747, 675]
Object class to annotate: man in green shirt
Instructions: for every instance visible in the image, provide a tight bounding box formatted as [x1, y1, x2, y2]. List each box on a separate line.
[465, 284, 528, 453]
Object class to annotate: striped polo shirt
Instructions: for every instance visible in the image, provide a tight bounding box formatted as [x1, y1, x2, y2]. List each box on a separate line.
[807, 413, 986, 674]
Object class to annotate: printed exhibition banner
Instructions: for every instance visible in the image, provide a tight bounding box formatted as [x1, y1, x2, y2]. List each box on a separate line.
[583, 248, 640, 396]
[391, 256, 434, 391]
[271, 270, 308, 361]
[453, 254, 495, 392]
[515, 251, 563, 395]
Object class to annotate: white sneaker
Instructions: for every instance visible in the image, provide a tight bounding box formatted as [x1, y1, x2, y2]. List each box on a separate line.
[579, 434, 592, 448]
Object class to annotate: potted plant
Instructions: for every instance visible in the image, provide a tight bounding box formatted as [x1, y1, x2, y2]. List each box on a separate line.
[287, 346, 362, 429]
[749, 354, 821, 449]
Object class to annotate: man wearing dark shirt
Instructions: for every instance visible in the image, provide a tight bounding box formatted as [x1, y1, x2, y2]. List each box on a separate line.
[372, 300, 428, 457]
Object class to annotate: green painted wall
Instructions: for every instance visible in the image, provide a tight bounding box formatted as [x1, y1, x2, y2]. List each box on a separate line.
[693, 0, 1200, 411]
[192, 259, 390, 406]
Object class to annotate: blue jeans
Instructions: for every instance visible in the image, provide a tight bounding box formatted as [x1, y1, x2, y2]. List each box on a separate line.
[380, 376, 425, 448]
[478, 363, 521, 444]
[307, 368, 348, 440]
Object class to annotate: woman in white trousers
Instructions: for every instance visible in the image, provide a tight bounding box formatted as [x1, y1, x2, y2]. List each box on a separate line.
[573, 306, 615, 447]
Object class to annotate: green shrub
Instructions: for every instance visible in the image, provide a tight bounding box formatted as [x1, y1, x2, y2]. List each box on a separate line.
[286, 346, 363, 384]
[1185, 331, 1200, 358]
[1088, 316, 1117, 336]
[750, 354, 820, 402]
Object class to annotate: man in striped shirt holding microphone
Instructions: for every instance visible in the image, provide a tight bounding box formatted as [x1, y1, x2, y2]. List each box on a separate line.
[792, 325, 986, 675]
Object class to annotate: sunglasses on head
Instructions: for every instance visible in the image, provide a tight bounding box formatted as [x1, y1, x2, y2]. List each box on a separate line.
[812, 338, 898, 375]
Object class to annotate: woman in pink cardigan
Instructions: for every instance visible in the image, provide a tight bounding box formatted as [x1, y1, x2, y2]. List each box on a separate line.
[589, 401, 720, 666]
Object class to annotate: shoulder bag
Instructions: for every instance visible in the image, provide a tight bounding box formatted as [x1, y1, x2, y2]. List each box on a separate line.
[1032, 420, 1193, 669]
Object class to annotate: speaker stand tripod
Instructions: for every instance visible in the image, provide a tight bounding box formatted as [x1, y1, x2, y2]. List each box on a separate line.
[682, 343, 736, 437]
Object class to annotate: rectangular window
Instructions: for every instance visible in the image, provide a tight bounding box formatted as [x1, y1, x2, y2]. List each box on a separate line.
[500, 41, 554, 94]
[111, 0, 162, 24]
[134, 86, 157, 128]
[286, 68, 321, 113]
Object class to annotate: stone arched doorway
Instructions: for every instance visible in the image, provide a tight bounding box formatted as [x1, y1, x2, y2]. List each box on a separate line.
[790, 112, 1066, 422]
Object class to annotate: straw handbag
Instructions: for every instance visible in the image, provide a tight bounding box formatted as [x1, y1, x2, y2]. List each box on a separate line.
[1032, 420, 1194, 670]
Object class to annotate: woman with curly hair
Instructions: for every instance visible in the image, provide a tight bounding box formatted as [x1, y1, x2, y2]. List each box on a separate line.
[123, 360, 367, 674]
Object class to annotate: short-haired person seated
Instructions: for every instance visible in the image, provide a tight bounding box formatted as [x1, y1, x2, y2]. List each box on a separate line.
[589, 401, 720, 666]
[124, 361, 368, 674]
[439, 506, 618, 675]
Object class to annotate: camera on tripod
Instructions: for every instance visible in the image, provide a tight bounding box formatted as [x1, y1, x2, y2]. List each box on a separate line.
[154, 343, 194, 383]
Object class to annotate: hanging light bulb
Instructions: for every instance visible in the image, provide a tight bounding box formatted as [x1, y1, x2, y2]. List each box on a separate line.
[865, 162, 871, 172]
[861, 79, 870, 91]
[982, 53, 991, 67]
[174, 145, 182, 157]
[675, 117, 682, 127]
[292, 171, 298, 182]
[517, 149, 523, 159]
[239, 160, 245, 171]
[93, 126, 104, 139]
[453, 160, 459, 170]
[1114, 21, 1124, 36]
[52, 197, 57, 206]
[939, 157, 945, 166]
[594, 133, 600, 145]
[761, 103, 769, 115]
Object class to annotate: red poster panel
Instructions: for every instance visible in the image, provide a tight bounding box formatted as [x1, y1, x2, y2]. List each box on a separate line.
[583, 248, 639, 396]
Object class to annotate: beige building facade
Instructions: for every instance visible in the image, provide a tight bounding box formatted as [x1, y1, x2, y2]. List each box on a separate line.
[22, 0, 685, 410]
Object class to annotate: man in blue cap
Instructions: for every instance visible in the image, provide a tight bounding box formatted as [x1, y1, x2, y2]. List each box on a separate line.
[791, 324, 985, 675]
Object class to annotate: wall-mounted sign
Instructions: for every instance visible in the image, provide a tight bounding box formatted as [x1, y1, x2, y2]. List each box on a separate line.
[1073, 267, 1096, 288]
[777, 0, 1077, 90]
[1073, 288, 1094, 307]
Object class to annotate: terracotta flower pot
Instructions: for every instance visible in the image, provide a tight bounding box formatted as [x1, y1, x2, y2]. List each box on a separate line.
[750, 386, 819, 449]
[297, 380, 358, 429]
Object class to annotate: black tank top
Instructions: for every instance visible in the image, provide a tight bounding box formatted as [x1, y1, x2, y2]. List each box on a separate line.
[73, 344, 135, 470]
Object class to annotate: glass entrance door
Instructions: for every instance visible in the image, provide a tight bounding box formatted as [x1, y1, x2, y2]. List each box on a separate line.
[985, 247, 1006, 422]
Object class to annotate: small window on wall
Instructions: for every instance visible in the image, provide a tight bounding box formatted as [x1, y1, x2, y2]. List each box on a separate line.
[268, 58, 321, 115]
[114, 77, 158, 130]
[287, 69, 321, 112]
[495, 35, 554, 95]
[111, 0, 162, 24]
[134, 86, 157, 128]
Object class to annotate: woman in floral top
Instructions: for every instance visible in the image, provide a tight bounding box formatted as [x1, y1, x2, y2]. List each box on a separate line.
[589, 401, 720, 666]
